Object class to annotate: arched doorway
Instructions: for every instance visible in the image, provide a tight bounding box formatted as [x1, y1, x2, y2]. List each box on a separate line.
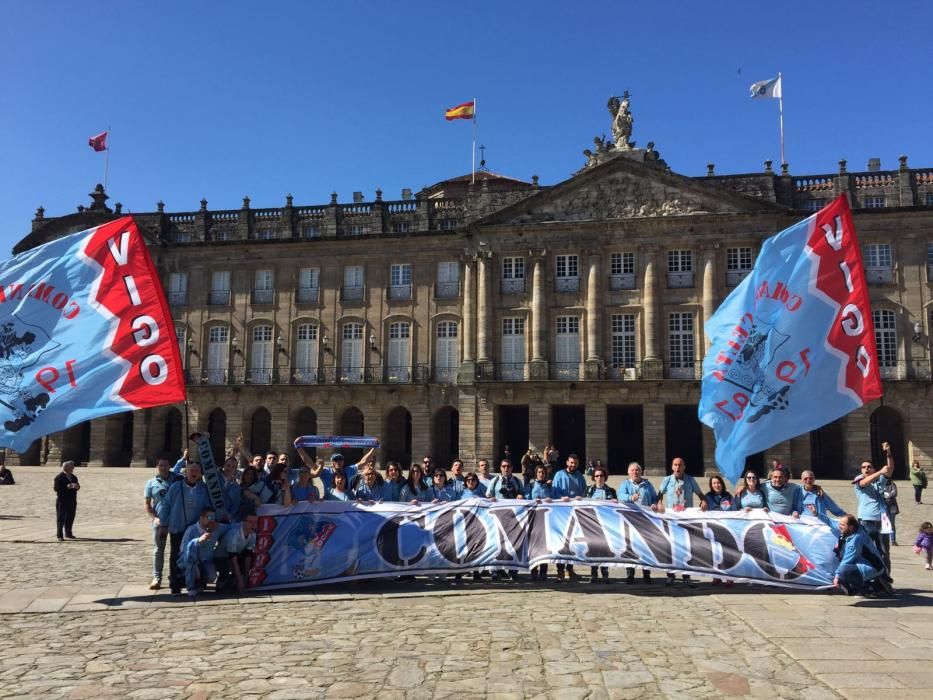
[19, 439, 41, 466]
[870, 406, 907, 478]
[163, 408, 183, 459]
[294, 407, 317, 461]
[385, 406, 413, 467]
[810, 419, 846, 479]
[207, 408, 226, 465]
[433, 406, 460, 468]
[250, 408, 272, 456]
[339, 407, 365, 465]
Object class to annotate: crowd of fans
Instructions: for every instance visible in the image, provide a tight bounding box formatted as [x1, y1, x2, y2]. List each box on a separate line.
[131, 434, 919, 599]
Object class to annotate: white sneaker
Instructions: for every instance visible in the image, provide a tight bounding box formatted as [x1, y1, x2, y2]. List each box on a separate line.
[148, 578, 161, 590]
[925, 564, 932, 570]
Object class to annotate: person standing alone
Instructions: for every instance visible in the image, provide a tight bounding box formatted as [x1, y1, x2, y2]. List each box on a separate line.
[53, 460, 80, 540]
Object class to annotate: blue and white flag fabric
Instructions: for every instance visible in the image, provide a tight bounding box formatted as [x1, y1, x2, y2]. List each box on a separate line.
[0, 217, 185, 451]
[294, 435, 380, 450]
[749, 75, 782, 99]
[698, 195, 882, 485]
[248, 500, 839, 590]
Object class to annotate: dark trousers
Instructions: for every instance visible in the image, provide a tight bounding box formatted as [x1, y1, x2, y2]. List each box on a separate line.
[169, 531, 184, 592]
[55, 498, 76, 538]
[915, 485, 924, 503]
[859, 519, 892, 579]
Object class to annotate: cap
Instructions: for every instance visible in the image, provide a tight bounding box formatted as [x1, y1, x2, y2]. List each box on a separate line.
[331, 453, 344, 462]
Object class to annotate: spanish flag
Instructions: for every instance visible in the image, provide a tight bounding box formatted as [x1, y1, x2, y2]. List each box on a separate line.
[445, 100, 475, 121]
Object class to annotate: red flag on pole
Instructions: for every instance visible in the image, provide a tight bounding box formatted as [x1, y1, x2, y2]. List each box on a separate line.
[88, 131, 108, 152]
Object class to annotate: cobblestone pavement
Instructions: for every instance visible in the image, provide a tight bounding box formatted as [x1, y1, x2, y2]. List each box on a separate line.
[1, 466, 932, 699]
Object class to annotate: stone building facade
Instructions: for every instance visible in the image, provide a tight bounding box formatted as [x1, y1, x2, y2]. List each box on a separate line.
[8, 130, 933, 478]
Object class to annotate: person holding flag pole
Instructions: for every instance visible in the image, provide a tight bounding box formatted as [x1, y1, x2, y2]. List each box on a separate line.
[444, 99, 477, 183]
[749, 74, 784, 165]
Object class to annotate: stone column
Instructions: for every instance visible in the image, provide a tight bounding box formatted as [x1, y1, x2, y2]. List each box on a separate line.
[476, 253, 492, 377]
[642, 401, 666, 476]
[585, 404, 607, 465]
[530, 255, 548, 379]
[585, 254, 602, 379]
[46, 431, 65, 466]
[458, 387, 478, 463]
[642, 246, 662, 378]
[130, 408, 151, 467]
[410, 403, 432, 466]
[528, 401, 550, 454]
[459, 256, 475, 384]
[701, 247, 717, 350]
[87, 418, 108, 467]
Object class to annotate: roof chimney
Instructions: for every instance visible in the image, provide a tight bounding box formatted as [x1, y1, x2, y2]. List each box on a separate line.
[353, 191, 363, 203]
[401, 188, 412, 201]
[867, 158, 881, 172]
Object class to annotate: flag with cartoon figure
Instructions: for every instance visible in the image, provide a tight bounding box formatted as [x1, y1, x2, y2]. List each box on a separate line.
[699, 195, 882, 484]
[0, 217, 185, 451]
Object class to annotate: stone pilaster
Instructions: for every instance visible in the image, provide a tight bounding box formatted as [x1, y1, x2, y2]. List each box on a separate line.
[530, 254, 548, 379]
[642, 246, 661, 378]
[269, 403, 290, 456]
[585, 404, 606, 464]
[410, 403, 431, 467]
[475, 390, 495, 462]
[701, 246, 717, 350]
[459, 256, 475, 383]
[585, 254, 602, 379]
[476, 254, 491, 370]
[642, 402, 666, 476]
[528, 401, 549, 454]
[46, 431, 64, 466]
[130, 409, 151, 467]
[458, 388, 478, 464]
[87, 418, 108, 467]
[845, 403, 874, 478]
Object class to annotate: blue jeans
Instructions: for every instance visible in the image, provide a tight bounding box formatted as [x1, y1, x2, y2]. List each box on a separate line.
[152, 522, 168, 581]
[185, 559, 217, 593]
[859, 519, 892, 578]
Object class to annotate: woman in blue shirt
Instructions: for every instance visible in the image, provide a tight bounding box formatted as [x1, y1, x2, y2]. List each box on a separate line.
[382, 462, 406, 502]
[288, 466, 320, 505]
[733, 470, 768, 511]
[401, 464, 430, 503]
[704, 476, 734, 512]
[460, 472, 486, 499]
[525, 465, 554, 501]
[353, 466, 386, 502]
[326, 472, 352, 502]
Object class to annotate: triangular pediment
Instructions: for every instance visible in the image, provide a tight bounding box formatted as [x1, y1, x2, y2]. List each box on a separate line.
[475, 152, 788, 226]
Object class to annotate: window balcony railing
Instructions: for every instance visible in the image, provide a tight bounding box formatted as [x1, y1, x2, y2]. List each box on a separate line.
[388, 284, 412, 301]
[167, 291, 188, 306]
[497, 362, 528, 380]
[550, 362, 582, 380]
[726, 269, 751, 287]
[433, 366, 458, 383]
[208, 290, 231, 306]
[555, 277, 579, 293]
[251, 289, 275, 305]
[246, 367, 274, 384]
[865, 267, 893, 285]
[291, 367, 320, 384]
[501, 278, 526, 294]
[295, 287, 319, 304]
[435, 281, 460, 299]
[199, 369, 231, 385]
[877, 360, 932, 381]
[668, 362, 702, 379]
[609, 273, 636, 291]
[667, 272, 695, 288]
[341, 285, 365, 302]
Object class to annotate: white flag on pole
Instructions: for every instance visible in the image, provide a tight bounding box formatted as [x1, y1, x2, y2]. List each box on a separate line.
[749, 76, 782, 99]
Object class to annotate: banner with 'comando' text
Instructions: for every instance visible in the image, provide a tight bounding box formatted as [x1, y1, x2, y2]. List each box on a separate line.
[249, 500, 839, 590]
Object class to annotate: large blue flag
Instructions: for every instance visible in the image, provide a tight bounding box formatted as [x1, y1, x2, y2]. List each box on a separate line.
[699, 196, 882, 485]
[0, 217, 185, 452]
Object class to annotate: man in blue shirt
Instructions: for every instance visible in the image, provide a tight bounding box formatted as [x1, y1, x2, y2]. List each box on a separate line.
[179, 508, 230, 598]
[163, 463, 211, 595]
[834, 514, 888, 596]
[853, 440, 895, 580]
[299, 446, 375, 492]
[551, 454, 587, 581]
[657, 457, 706, 586]
[143, 458, 181, 590]
[618, 462, 658, 584]
[760, 467, 804, 517]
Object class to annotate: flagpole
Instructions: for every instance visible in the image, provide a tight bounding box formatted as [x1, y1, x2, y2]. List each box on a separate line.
[777, 74, 785, 166]
[104, 125, 111, 191]
[471, 98, 477, 185]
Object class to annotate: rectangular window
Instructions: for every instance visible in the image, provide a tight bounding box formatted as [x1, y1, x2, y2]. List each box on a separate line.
[501, 257, 525, 294]
[206, 326, 229, 385]
[389, 263, 412, 300]
[435, 321, 459, 383]
[611, 314, 636, 377]
[294, 323, 319, 384]
[301, 224, 321, 239]
[212, 229, 231, 242]
[392, 222, 411, 233]
[340, 323, 363, 383]
[252, 269, 274, 304]
[609, 252, 636, 290]
[436, 261, 460, 299]
[387, 321, 412, 382]
[864, 243, 893, 284]
[872, 309, 898, 373]
[928, 243, 933, 282]
[668, 312, 696, 378]
[175, 231, 191, 244]
[297, 267, 320, 303]
[555, 254, 579, 292]
[667, 250, 694, 288]
[554, 315, 580, 379]
[437, 218, 456, 231]
[209, 270, 231, 305]
[864, 195, 886, 209]
[806, 198, 826, 212]
[500, 318, 526, 380]
[168, 272, 188, 306]
[726, 247, 753, 286]
[255, 228, 276, 240]
[927, 192, 933, 207]
[342, 265, 364, 302]
[349, 224, 366, 236]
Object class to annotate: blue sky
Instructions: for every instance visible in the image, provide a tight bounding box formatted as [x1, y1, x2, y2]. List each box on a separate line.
[2, 1, 931, 253]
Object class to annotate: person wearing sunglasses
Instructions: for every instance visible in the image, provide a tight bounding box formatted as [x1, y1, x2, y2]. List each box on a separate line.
[733, 470, 768, 512]
[179, 507, 230, 598]
[461, 472, 486, 499]
[583, 467, 618, 584]
[800, 471, 845, 527]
